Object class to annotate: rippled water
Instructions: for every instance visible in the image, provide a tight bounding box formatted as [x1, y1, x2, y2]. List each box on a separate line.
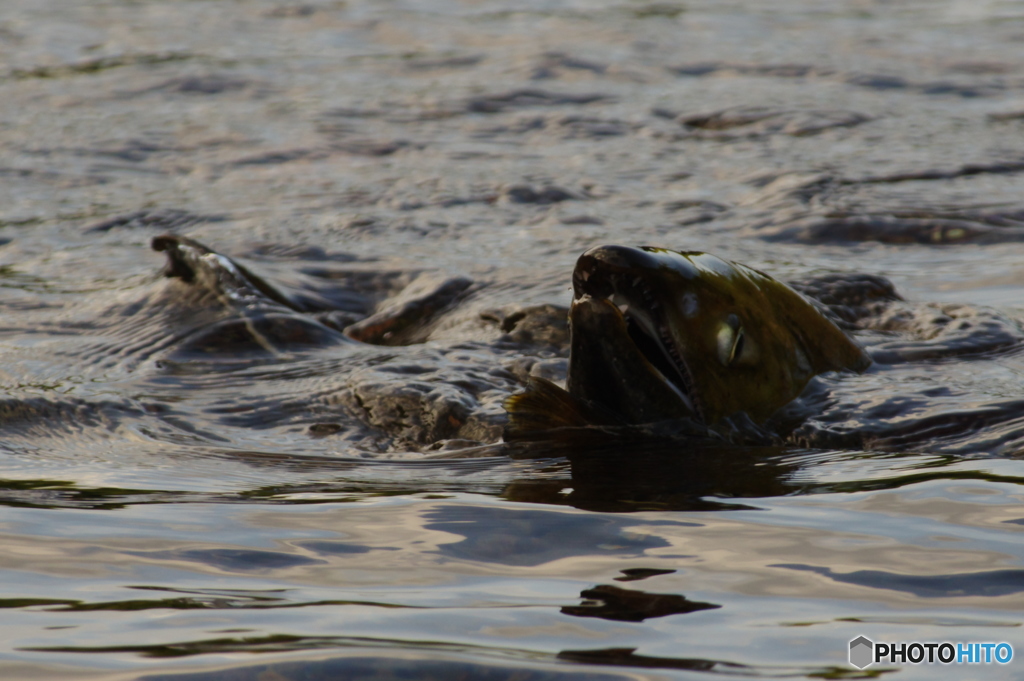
[2, 0, 1024, 678]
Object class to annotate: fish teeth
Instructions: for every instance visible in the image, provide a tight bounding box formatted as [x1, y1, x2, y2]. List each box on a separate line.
[605, 274, 705, 421]
[609, 293, 630, 312]
[658, 323, 704, 422]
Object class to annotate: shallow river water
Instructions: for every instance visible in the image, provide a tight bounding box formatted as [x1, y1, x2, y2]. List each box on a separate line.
[2, 1, 1024, 679]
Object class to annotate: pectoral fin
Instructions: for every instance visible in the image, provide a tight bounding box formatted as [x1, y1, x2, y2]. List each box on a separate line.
[503, 377, 622, 440]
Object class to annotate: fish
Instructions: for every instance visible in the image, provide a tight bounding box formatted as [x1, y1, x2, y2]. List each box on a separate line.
[505, 245, 871, 440]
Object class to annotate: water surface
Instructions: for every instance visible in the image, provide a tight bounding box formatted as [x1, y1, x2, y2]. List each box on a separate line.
[1, 1, 1024, 678]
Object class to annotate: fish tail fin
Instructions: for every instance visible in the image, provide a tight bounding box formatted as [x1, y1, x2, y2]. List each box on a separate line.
[504, 377, 617, 440]
[152, 234, 300, 311]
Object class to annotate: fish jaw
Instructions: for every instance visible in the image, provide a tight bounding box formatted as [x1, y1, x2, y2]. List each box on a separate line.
[567, 294, 702, 424]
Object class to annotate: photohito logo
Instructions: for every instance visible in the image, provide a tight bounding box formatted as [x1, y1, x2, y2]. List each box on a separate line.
[849, 636, 1014, 669]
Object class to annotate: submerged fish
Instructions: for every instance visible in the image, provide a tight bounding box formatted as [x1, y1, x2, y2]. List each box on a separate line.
[506, 245, 871, 438]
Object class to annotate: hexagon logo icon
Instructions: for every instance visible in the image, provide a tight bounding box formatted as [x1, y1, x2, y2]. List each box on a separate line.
[849, 636, 874, 669]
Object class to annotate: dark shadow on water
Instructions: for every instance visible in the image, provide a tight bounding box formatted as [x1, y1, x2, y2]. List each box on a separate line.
[500, 423, 810, 511]
[561, 584, 720, 622]
[564, 443, 797, 512]
[556, 648, 890, 678]
[774, 564, 1024, 598]
[0, 583, 427, 613]
[505, 432, 1024, 512]
[296, 539, 383, 555]
[505, 438, 807, 512]
[124, 548, 327, 572]
[614, 567, 677, 582]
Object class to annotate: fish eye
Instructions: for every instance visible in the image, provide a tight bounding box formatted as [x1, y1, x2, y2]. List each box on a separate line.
[716, 320, 736, 366]
[731, 328, 745, 364]
[717, 315, 753, 366]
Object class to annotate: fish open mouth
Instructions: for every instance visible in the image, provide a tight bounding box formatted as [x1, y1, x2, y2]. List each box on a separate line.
[573, 261, 706, 423]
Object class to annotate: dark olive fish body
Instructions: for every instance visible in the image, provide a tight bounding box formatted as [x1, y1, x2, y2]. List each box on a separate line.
[506, 245, 870, 438]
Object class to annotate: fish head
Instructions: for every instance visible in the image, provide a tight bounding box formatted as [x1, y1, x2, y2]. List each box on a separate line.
[569, 245, 871, 425]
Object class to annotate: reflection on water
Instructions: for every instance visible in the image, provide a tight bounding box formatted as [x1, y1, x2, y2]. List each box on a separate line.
[1, 477, 1022, 679]
[424, 506, 677, 566]
[1, 448, 1023, 677]
[138, 654, 650, 681]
